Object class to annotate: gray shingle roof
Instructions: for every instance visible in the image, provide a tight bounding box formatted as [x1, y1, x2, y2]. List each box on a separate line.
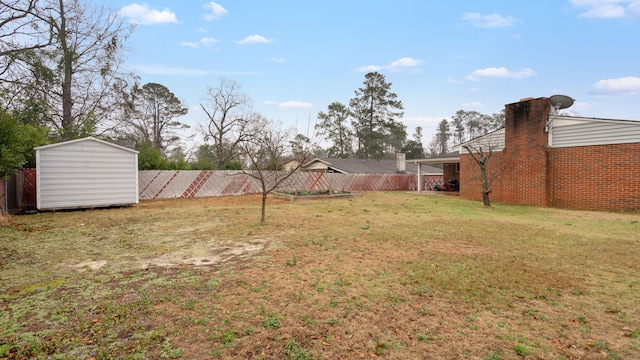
[307, 158, 443, 174]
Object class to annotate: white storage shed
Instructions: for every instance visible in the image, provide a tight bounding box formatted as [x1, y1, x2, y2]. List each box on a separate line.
[35, 137, 139, 210]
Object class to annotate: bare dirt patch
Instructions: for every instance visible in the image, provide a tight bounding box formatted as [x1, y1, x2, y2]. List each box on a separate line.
[138, 237, 271, 268]
[1, 192, 639, 359]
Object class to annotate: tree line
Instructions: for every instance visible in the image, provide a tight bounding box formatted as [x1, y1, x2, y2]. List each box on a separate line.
[1, 0, 505, 181]
[427, 109, 505, 156]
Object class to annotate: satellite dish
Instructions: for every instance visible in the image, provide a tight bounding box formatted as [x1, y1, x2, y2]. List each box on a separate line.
[549, 95, 574, 110]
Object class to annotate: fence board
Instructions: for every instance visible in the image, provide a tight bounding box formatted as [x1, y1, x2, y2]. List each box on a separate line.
[6, 170, 443, 211]
[138, 170, 442, 200]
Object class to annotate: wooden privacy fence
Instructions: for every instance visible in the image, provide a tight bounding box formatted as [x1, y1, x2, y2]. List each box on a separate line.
[4, 169, 443, 212]
[1, 169, 37, 214]
[139, 170, 443, 200]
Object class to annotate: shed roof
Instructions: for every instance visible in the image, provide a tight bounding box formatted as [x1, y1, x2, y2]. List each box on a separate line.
[35, 136, 139, 154]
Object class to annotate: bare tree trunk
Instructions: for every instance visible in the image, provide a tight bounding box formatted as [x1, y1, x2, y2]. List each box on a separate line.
[463, 143, 506, 207]
[482, 190, 491, 206]
[59, 0, 73, 140]
[261, 191, 267, 224]
[481, 166, 491, 206]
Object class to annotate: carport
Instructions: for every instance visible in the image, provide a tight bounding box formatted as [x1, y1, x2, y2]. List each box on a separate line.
[407, 152, 460, 192]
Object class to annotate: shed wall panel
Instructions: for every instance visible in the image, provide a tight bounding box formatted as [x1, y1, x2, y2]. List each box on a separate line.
[37, 138, 138, 210]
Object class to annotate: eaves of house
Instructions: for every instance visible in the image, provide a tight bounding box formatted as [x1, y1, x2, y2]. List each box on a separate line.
[304, 157, 443, 175]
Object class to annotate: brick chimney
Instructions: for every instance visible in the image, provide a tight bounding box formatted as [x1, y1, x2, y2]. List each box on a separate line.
[501, 97, 551, 206]
[395, 153, 406, 173]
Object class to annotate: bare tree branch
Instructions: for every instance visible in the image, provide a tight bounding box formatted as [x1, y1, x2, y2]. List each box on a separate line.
[462, 135, 508, 207]
[199, 78, 258, 169]
[240, 117, 319, 223]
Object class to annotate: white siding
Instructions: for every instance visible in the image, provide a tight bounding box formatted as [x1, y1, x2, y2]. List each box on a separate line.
[454, 128, 505, 154]
[551, 116, 640, 148]
[36, 138, 138, 210]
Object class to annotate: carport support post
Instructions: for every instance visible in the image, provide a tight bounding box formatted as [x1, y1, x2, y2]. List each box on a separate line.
[417, 164, 422, 191]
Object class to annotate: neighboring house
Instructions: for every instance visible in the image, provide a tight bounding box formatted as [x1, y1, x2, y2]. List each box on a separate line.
[283, 159, 301, 172]
[303, 156, 444, 192]
[35, 137, 139, 210]
[303, 156, 443, 175]
[411, 97, 640, 211]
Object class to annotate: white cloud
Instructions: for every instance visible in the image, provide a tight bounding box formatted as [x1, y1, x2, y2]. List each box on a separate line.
[234, 34, 271, 44]
[355, 65, 382, 73]
[570, 0, 640, 19]
[196, 27, 208, 33]
[355, 57, 422, 73]
[180, 37, 221, 48]
[466, 67, 535, 81]
[581, 4, 625, 18]
[203, 2, 228, 21]
[278, 101, 312, 110]
[270, 57, 285, 63]
[385, 57, 424, 71]
[590, 76, 640, 96]
[180, 41, 199, 48]
[462, 12, 518, 28]
[201, 37, 221, 46]
[119, 3, 178, 25]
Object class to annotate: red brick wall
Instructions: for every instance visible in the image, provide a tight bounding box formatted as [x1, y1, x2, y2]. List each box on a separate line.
[459, 152, 508, 203]
[549, 143, 640, 211]
[460, 96, 640, 211]
[442, 163, 458, 183]
[460, 98, 551, 206]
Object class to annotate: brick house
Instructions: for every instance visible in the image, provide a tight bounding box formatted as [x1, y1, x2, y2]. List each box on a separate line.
[413, 97, 640, 211]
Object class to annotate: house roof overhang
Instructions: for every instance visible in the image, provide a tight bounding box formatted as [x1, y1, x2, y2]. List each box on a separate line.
[406, 155, 460, 166]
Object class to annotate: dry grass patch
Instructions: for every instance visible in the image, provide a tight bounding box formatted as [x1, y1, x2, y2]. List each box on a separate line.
[1, 192, 639, 359]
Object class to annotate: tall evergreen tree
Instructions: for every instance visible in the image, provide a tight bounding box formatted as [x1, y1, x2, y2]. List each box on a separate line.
[349, 72, 405, 159]
[451, 110, 466, 145]
[401, 126, 424, 159]
[433, 119, 451, 155]
[119, 82, 189, 154]
[315, 101, 353, 158]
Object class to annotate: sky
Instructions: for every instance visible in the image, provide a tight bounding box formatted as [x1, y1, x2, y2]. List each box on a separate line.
[106, 0, 640, 149]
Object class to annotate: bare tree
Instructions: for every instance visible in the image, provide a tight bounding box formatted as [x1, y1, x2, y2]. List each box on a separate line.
[2, 0, 132, 140]
[461, 134, 508, 206]
[0, 0, 54, 76]
[200, 78, 257, 169]
[240, 117, 316, 224]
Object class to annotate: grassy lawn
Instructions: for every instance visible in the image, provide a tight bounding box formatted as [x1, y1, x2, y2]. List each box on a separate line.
[1, 192, 639, 359]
